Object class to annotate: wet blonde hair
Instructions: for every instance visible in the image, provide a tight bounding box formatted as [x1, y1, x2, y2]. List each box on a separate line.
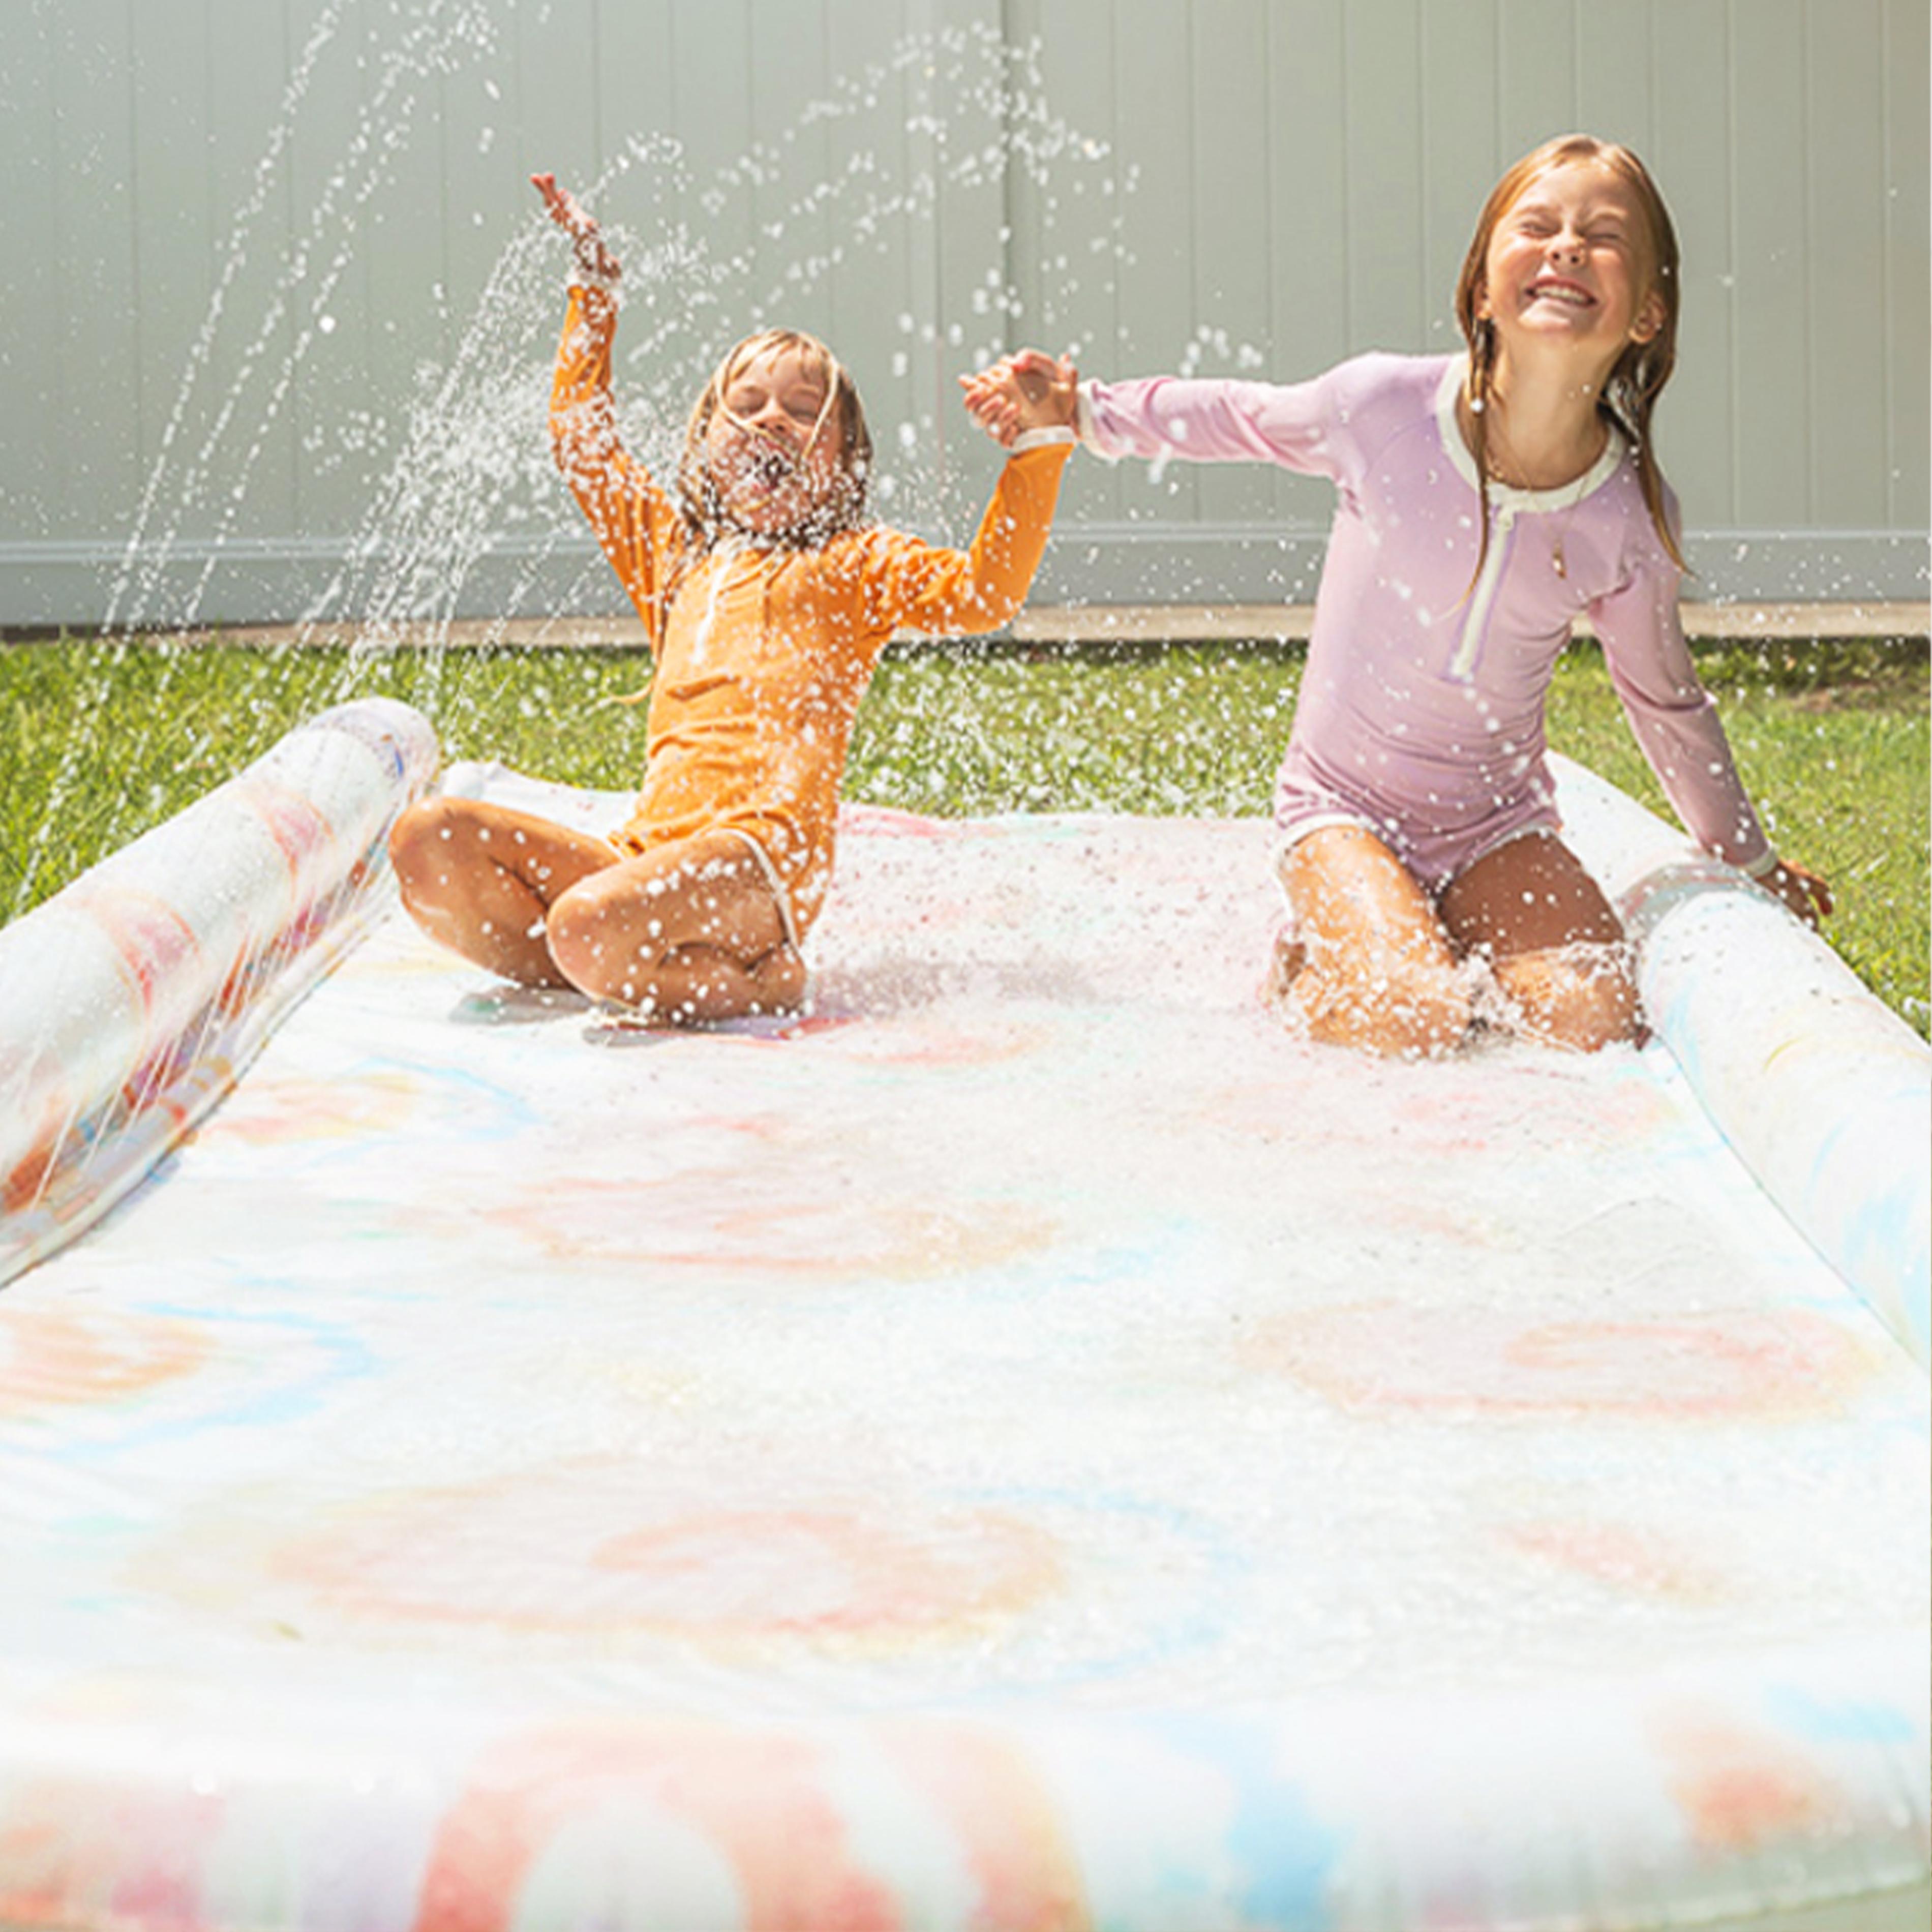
[1456, 133, 1686, 576]
[674, 327, 873, 554]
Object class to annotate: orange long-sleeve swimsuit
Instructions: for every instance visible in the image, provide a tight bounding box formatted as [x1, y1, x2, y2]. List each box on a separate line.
[549, 287, 1071, 938]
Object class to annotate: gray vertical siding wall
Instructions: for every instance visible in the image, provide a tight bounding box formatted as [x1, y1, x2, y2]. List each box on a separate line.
[1013, 0, 1930, 605]
[1, 0, 1924, 628]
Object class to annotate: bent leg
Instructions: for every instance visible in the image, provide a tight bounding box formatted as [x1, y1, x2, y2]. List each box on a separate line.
[545, 831, 804, 1022]
[1274, 827, 1475, 1058]
[388, 797, 618, 986]
[1438, 832, 1640, 1052]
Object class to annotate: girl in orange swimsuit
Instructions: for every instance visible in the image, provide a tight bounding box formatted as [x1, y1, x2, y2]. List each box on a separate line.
[389, 174, 1075, 1023]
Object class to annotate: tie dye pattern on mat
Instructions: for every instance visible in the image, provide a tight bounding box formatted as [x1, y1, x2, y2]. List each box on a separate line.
[0, 738, 1926, 1930]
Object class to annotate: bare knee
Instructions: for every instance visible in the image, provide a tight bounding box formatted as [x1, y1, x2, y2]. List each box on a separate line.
[388, 797, 474, 904]
[387, 796, 442, 879]
[545, 871, 652, 1002]
[547, 873, 803, 1019]
[1351, 967, 1475, 1059]
[1494, 943, 1641, 1052]
[1286, 952, 1475, 1059]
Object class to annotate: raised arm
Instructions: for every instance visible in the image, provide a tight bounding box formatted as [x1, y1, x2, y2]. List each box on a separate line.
[532, 171, 622, 285]
[532, 174, 682, 642]
[864, 441, 1073, 639]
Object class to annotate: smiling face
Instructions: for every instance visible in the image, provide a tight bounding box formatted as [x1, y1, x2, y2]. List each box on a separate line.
[1480, 160, 1663, 361]
[693, 337, 857, 542]
[1472, 155, 1668, 380]
[1456, 136, 1687, 567]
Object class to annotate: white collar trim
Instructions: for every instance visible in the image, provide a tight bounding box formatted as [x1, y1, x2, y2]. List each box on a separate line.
[1435, 356, 1625, 508]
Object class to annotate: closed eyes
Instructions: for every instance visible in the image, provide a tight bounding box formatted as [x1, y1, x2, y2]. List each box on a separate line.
[725, 386, 827, 423]
[1509, 210, 1630, 248]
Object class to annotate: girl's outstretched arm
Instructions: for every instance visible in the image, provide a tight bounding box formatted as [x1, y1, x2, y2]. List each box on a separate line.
[864, 440, 1072, 637]
[851, 348, 1075, 636]
[532, 172, 622, 284]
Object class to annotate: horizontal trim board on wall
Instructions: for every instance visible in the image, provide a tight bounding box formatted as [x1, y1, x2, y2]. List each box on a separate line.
[2, 529, 1926, 630]
[1029, 529, 1932, 607]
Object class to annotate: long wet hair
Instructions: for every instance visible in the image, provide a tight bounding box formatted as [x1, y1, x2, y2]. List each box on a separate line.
[673, 327, 874, 557]
[1455, 133, 1686, 576]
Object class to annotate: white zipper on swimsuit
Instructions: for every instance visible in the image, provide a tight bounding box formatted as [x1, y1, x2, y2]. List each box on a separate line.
[1431, 357, 1624, 688]
[1449, 501, 1514, 682]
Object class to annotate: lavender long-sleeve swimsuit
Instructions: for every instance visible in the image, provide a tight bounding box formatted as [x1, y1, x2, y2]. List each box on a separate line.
[1081, 354, 1771, 890]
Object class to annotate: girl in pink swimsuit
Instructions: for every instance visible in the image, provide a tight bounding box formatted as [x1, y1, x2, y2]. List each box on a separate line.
[967, 134, 1829, 1057]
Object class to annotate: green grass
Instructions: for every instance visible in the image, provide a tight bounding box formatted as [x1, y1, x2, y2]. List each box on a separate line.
[3, 631, 1925, 1034]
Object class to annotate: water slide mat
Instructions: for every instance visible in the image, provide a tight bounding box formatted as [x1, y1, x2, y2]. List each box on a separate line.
[1, 700, 1926, 1931]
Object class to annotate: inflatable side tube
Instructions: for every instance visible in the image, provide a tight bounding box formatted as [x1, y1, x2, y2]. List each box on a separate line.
[1552, 753, 1930, 1373]
[0, 698, 440, 1286]
[2, 1635, 1922, 1931]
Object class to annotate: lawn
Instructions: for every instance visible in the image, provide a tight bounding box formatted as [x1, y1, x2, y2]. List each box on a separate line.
[2, 631, 1925, 1035]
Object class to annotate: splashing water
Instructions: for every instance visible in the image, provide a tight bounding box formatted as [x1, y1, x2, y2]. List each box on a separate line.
[11, 8, 1919, 1037]
[14, 12, 1144, 919]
